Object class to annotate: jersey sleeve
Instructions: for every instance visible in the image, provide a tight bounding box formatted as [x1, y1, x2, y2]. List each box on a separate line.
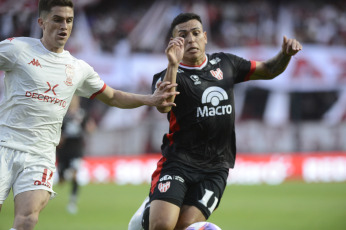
[75, 61, 106, 99]
[151, 70, 166, 93]
[0, 38, 20, 71]
[224, 53, 256, 84]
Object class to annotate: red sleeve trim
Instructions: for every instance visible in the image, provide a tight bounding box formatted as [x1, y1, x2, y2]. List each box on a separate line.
[244, 60, 256, 81]
[90, 83, 107, 99]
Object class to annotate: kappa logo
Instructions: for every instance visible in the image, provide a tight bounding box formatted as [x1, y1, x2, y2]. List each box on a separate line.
[158, 181, 171, 193]
[28, 58, 42, 68]
[6, 37, 15, 42]
[210, 68, 223, 80]
[44, 82, 59, 95]
[197, 86, 232, 117]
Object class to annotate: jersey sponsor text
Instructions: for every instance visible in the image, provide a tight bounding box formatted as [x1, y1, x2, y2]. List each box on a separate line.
[25, 91, 67, 108]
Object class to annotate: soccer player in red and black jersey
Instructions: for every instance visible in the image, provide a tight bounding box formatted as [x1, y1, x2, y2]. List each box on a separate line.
[128, 12, 302, 230]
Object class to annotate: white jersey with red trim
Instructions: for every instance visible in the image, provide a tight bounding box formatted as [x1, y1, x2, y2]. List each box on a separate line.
[0, 37, 105, 163]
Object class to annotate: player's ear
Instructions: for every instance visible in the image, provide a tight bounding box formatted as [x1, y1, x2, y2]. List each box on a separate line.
[38, 18, 44, 30]
[204, 31, 208, 44]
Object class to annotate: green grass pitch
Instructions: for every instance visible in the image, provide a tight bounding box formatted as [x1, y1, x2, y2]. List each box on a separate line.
[0, 182, 345, 230]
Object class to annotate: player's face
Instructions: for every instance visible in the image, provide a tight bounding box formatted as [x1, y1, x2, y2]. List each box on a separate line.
[173, 19, 207, 65]
[39, 6, 74, 53]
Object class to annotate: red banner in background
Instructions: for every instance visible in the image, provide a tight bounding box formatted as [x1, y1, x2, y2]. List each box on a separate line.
[73, 152, 346, 185]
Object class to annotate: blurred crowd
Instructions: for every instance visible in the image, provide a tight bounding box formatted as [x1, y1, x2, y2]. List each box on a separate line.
[0, 0, 345, 53]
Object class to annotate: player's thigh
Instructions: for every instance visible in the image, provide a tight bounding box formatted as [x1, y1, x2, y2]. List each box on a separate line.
[14, 189, 50, 217]
[175, 205, 206, 229]
[149, 200, 180, 230]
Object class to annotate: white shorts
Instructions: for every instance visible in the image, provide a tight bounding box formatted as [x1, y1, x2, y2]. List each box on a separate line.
[0, 146, 57, 204]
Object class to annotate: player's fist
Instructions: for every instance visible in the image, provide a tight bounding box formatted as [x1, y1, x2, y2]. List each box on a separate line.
[165, 37, 184, 65]
[282, 36, 302, 56]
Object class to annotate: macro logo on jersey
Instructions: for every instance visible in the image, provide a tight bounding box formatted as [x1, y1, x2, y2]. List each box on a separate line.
[28, 58, 42, 68]
[25, 81, 67, 108]
[158, 181, 170, 193]
[197, 86, 232, 117]
[64, 64, 74, 86]
[210, 68, 223, 80]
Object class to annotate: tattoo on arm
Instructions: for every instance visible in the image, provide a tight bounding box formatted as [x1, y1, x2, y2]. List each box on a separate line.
[264, 52, 291, 78]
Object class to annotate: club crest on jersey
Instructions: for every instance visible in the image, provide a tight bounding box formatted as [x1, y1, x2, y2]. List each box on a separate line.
[64, 64, 74, 86]
[190, 75, 201, 85]
[210, 68, 223, 80]
[158, 181, 170, 193]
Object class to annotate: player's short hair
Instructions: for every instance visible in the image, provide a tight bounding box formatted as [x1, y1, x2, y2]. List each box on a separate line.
[170, 13, 203, 36]
[38, 0, 74, 17]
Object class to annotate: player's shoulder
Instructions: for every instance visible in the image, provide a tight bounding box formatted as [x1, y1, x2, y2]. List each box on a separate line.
[153, 69, 167, 80]
[1, 37, 39, 47]
[208, 51, 237, 60]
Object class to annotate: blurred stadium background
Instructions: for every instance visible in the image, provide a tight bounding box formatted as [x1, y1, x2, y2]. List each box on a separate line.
[0, 0, 345, 229]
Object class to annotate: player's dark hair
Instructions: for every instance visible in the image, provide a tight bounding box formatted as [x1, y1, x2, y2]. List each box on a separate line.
[169, 13, 203, 36]
[38, 0, 74, 17]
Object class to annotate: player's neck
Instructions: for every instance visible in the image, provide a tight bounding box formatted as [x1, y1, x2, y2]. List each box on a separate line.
[40, 38, 64, 53]
[181, 54, 207, 68]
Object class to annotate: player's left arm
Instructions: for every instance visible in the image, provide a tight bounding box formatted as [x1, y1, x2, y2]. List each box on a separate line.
[249, 36, 302, 80]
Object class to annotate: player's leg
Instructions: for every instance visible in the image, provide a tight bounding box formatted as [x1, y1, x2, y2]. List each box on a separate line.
[128, 196, 149, 230]
[174, 205, 206, 230]
[175, 168, 229, 229]
[12, 189, 51, 230]
[149, 200, 180, 230]
[11, 156, 56, 230]
[142, 158, 188, 230]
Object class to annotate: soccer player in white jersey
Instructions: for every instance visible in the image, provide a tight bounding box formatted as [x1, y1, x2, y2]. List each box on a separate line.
[0, 1, 178, 230]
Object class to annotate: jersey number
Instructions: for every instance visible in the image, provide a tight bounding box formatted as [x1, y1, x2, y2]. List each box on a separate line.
[198, 189, 219, 214]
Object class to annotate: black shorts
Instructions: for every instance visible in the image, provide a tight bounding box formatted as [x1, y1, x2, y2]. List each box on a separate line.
[148, 157, 229, 219]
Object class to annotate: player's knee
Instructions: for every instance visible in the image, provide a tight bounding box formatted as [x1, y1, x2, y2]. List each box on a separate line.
[15, 213, 39, 229]
[150, 220, 175, 230]
[175, 219, 194, 230]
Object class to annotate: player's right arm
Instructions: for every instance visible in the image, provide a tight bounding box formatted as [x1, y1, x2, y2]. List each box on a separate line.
[0, 38, 19, 71]
[157, 37, 184, 113]
[95, 83, 179, 109]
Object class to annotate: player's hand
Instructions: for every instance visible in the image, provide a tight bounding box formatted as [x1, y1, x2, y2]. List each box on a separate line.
[165, 37, 184, 65]
[281, 36, 302, 56]
[151, 81, 179, 107]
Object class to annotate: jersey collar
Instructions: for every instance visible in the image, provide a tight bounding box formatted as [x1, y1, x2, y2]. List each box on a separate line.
[179, 55, 208, 70]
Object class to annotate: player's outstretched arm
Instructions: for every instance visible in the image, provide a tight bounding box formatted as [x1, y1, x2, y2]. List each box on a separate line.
[96, 82, 179, 109]
[250, 36, 302, 80]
